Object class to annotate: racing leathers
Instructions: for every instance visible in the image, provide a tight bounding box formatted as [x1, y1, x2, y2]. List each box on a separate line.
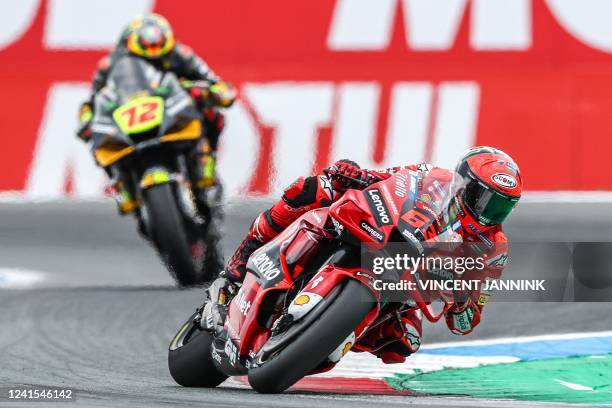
[222, 160, 508, 364]
[77, 39, 235, 197]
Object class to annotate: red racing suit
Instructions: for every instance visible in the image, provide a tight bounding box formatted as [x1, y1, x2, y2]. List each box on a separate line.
[229, 163, 508, 363]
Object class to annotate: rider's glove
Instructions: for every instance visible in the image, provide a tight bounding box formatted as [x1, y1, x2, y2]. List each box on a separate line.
[324, 159, 380, 191]
[445, 298, 481, 335]
[183, 80, 236, 108]
[208, 81, 236, 108]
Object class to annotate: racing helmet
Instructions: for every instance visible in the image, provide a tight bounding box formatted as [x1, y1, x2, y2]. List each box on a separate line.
[125, 14, 175, 59]
[454, 146, 522, 231]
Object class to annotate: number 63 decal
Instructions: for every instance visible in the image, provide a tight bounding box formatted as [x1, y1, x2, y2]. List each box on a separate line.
[113, 96, 164, 134]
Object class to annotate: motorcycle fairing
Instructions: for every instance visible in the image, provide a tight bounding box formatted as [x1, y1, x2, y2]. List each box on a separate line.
[217, 208, 380, 372]
[94, 119, 201, 167]
[91, 55, 201, 167]
[329, 168, 463, 321]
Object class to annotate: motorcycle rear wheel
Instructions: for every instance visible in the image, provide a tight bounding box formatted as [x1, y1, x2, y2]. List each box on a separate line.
[247, 279, 375, 393]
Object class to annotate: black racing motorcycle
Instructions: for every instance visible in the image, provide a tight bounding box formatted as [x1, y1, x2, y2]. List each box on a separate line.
[90, 55, 227, 286]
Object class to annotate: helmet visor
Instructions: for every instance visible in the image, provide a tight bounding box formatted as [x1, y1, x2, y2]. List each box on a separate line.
[463, 180, 519, 226]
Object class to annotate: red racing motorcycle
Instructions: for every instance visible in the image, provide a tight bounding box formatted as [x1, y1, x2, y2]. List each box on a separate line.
[168, 168, 461, 393]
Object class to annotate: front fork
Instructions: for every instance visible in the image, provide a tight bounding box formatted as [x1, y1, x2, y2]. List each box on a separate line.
[106, 155, 203, 231]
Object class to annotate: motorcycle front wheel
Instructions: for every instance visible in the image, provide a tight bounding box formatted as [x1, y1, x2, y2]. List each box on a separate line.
[143, 183, 201, 287]
[247, 279, 375, 393]
[168, 313, 228, 387]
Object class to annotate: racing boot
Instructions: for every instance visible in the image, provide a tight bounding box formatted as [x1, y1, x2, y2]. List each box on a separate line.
[196, 151, 217, 190]
[194, 136, 219, 190]
[355, 307, 423, 364]
[198, 237, 265, 332]
[377, 308, 423, 363]
[106, 179, 138, 215]
[198, 211, 281, 330]
[198, 273, 240, 332]
[193, 137, 224, 211]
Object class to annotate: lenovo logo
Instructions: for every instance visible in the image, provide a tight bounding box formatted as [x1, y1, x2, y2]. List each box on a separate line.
[366, 188, 392, 226]
[251, 252, 282, 281]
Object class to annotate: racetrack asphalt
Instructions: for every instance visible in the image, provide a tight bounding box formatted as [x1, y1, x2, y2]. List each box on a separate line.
[0, 199, 611, 407]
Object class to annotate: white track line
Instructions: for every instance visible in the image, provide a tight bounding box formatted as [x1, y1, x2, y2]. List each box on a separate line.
[312, 330, 612, 380]
[423, 329, 612, 350]
[553, 379, 593, 391]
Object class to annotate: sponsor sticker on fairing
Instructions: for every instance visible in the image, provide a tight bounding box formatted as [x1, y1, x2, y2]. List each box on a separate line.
[331, 216, 344, 234]
[400, 229, 425, 254]
[360, 220, 384, 242]
[251, 252, 282, 281]
[294, 294, 310, 305]
[409, 175, 418, 199]
[309, 275, 324, 289]
[394, 173, 409, 198]
[381, 185, 399, 215]
[235, 289, 252, 316]
[365, 188, 392, 226]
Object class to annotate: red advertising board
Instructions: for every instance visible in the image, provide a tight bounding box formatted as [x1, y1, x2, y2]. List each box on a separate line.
[1, 0, 612, 197]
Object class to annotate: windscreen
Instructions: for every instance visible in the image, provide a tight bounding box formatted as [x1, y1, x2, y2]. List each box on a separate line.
[392, 167, 467, 240]
[107, 56, 160, 104]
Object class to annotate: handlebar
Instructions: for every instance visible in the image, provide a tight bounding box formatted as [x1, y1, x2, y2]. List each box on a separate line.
[323, 168, 371, 188]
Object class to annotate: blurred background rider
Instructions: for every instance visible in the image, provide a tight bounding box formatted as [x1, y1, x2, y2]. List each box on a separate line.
[76, 13, 236, 212]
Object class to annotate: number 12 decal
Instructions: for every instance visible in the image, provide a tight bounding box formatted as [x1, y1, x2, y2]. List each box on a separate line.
[113, 96, 164, 134]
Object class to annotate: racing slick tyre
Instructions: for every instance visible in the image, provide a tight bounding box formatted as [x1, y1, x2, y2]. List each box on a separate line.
[248, 279, 375, 393]
[168, 313, 228, 387]
[143, 183, 199, 287]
